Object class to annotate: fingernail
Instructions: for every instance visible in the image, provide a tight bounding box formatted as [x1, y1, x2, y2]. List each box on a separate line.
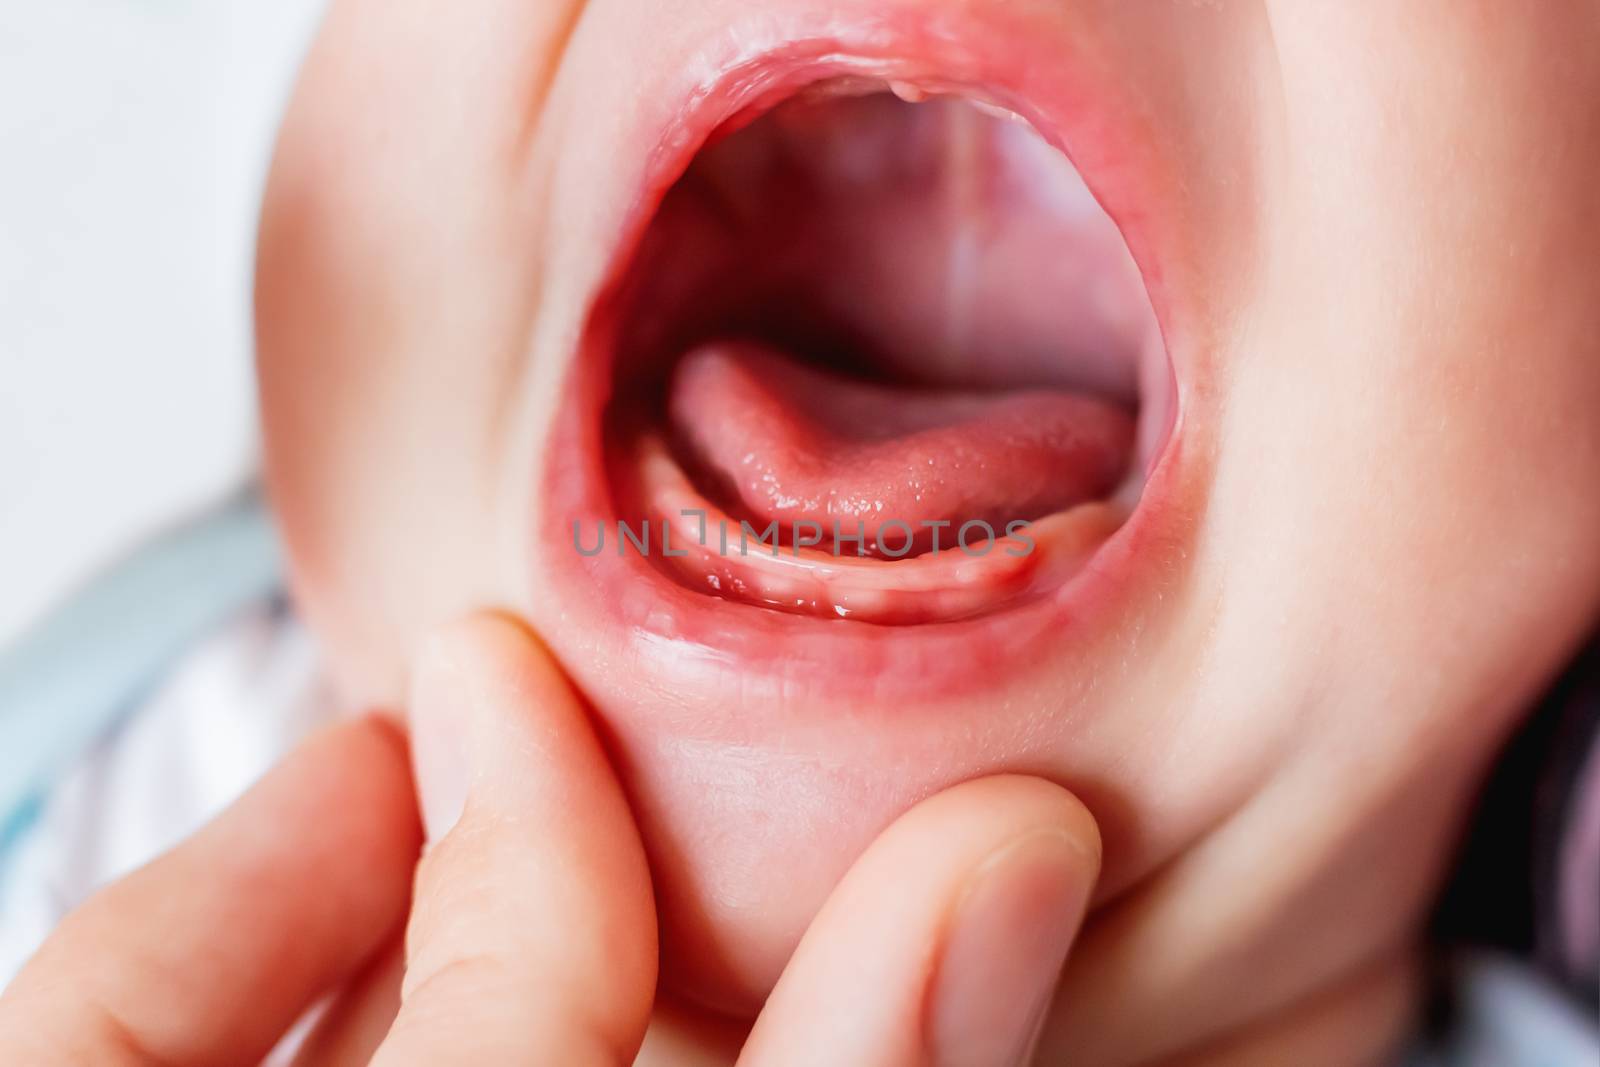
[929, 829, 1092, 1067]
[409, 639, 470, 841]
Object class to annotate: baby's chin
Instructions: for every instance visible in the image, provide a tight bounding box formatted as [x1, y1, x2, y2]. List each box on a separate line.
[589, 695, 1058, 1013]
[531, 569, 1257, 1015]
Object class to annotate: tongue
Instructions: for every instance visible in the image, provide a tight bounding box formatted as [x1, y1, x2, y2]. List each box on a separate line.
[668, 341, 1134, 550]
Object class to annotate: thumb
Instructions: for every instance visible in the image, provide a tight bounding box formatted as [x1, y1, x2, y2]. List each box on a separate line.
[740, 777, 1100, 1067]
[371, 615, 657, 1067]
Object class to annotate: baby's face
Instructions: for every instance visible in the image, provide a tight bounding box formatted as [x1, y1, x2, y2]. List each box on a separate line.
[258, 0, 1600, 1053]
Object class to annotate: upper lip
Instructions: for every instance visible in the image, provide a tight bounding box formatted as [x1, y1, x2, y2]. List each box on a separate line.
[536, 0, 1200, 703]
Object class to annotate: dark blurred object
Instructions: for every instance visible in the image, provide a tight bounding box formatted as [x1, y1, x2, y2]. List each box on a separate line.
[1434, 638, 1600, 1011]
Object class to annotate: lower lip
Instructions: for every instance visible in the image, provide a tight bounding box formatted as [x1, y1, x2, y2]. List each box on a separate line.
[540, 2, 1190, 701]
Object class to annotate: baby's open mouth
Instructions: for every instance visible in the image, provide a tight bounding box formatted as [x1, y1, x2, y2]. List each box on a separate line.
[531, 4, 1207, 1010]
[601, 87, 1168, 625]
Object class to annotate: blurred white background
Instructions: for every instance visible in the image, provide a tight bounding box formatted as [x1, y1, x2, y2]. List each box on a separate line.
[0, 0, 325, 648]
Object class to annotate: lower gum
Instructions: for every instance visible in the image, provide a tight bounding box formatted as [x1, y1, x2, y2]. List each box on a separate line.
[628, 431, 1125, 624]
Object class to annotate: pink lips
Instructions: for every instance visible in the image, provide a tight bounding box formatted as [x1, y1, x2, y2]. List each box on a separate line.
[539, 0, 1190, 699]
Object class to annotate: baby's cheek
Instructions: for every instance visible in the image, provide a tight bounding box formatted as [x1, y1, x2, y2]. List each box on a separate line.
[1229, 1, 1600, 656]
[257, 1, 570, 704]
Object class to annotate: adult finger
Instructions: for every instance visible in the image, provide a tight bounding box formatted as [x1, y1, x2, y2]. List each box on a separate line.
[369, 614, 657, 1067]
[0, 717, 422, 1067]
[291, 939, 405, 1067]
[739, 776, 1101, 1067]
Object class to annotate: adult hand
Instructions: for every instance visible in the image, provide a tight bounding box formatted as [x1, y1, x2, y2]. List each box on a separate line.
[0, 616, 1101, 1066]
